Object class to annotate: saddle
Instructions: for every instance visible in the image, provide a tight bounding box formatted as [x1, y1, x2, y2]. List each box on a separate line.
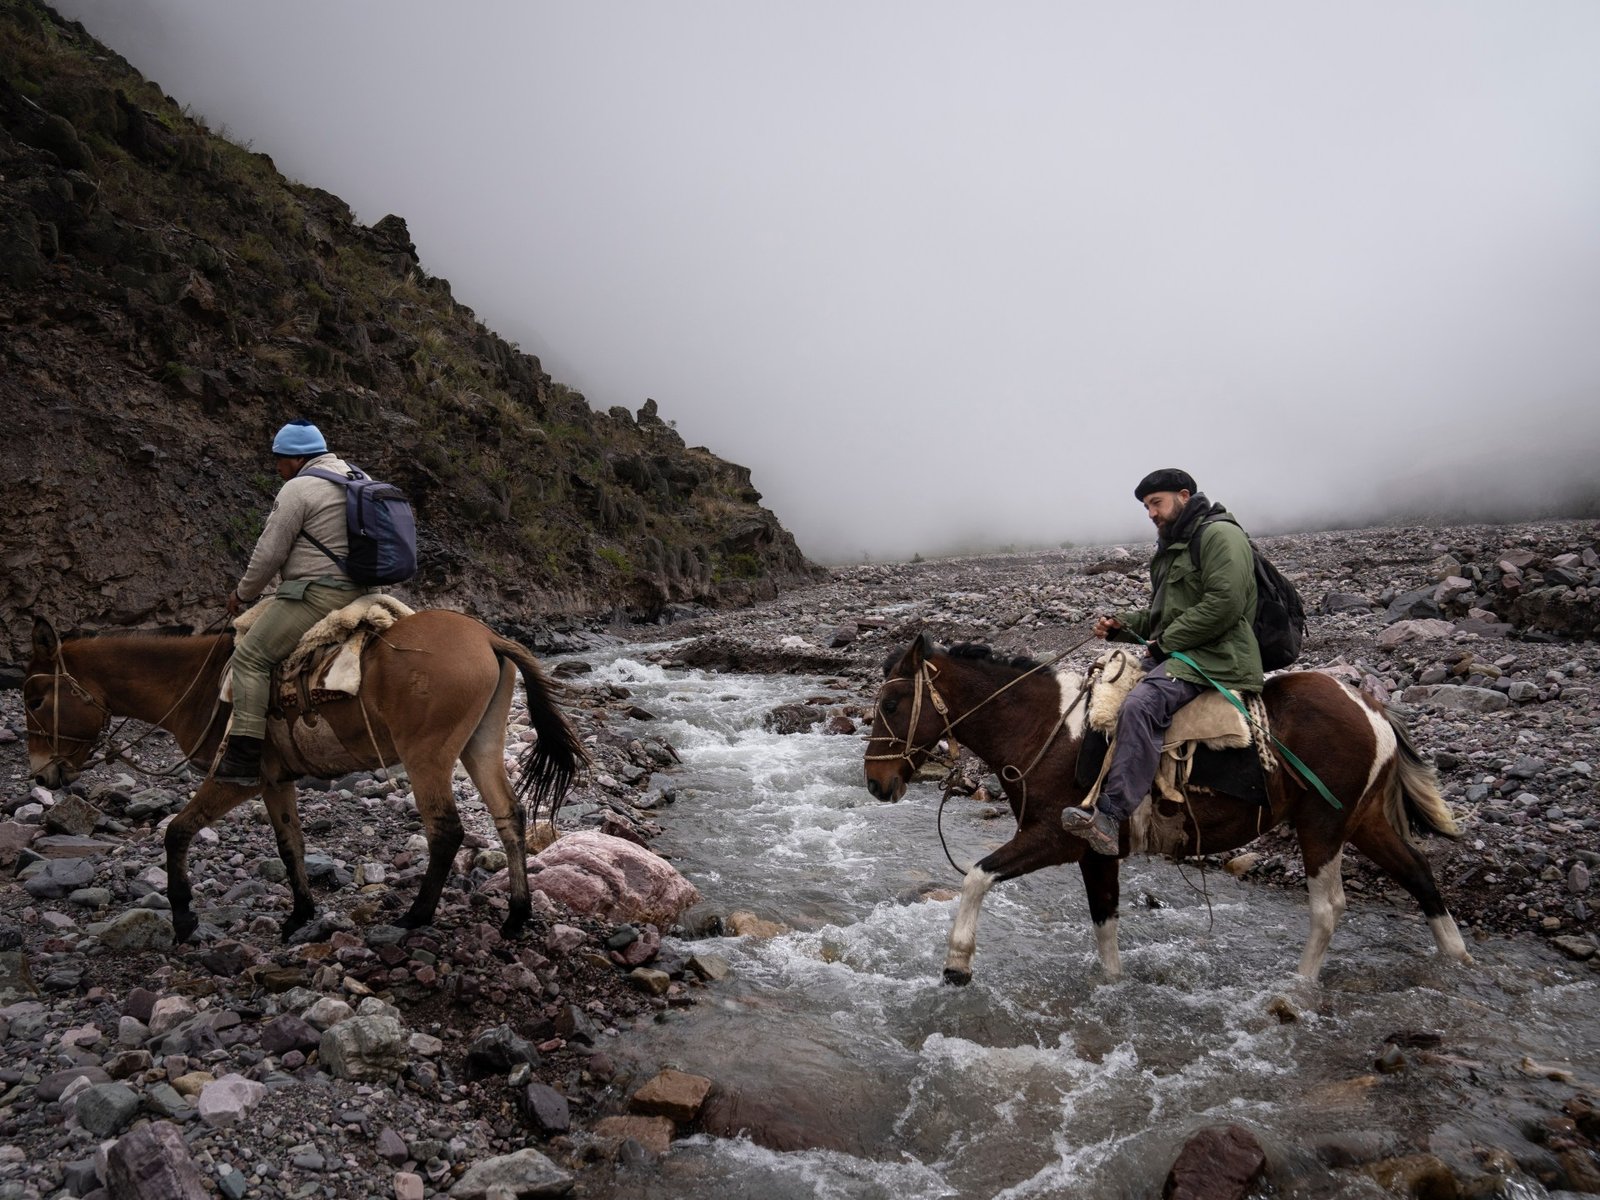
[224, 593, 416, 711]
[1076, 649, 1275, 853]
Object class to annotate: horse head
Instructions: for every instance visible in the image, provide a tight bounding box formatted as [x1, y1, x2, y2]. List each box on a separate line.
[23, 617, 108, 788]
[864, 632, 951, 802]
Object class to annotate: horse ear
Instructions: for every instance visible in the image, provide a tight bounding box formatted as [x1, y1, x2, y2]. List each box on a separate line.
[906, 631, 937, 667]
[31, 617, 60, 662]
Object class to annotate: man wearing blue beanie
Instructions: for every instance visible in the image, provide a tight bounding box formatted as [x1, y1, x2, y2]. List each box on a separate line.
[214, 420, 369, 785]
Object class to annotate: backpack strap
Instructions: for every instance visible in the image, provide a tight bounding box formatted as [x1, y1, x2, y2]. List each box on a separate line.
[294, 465, 362, 573]
[298, 528, 346, 572]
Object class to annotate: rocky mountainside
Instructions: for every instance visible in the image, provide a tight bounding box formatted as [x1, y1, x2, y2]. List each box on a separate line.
[0, 0, 822, 667]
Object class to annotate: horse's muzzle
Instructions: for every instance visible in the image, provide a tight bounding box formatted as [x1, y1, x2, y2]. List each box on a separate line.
[865, 775, 907, 803]
[33, 761, 78, 789]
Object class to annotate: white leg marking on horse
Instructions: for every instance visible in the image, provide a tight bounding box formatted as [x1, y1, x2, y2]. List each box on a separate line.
[1055, 670, 1087, 742]
[1297, 851, 1347, 981]
[1342, 682, 1397, 799]
[1428, 914, 1474, 965]
[1095, 917, 1122, 979]
[946, 866, 998, 978]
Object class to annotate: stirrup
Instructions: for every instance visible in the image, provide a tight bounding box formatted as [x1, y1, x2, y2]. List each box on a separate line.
[1061, 805, 1098, 829]
[1062, 807, 1120, 856]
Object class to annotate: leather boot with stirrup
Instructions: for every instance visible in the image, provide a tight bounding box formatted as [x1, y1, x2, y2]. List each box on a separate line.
[1061, 805, 1121, 856]
[214, 735, 263, 786]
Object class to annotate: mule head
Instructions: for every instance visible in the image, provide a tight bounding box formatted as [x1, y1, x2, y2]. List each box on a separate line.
[23, 617, 106, 788]
[864, 632, 948, 802]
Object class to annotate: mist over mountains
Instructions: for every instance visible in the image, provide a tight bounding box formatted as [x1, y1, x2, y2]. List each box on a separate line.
[41, 1, 1600, 563]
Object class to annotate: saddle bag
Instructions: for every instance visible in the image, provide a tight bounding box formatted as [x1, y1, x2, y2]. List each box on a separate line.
[300, 466, 419, 585]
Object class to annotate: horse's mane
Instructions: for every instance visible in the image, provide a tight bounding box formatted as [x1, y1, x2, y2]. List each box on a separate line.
[61, 625, 205, 642]
[947, 643, 1043, 676]
[882, 639, 1044, 680]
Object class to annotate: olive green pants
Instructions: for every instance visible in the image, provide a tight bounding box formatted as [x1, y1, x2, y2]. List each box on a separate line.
[229, 583, 363, 739]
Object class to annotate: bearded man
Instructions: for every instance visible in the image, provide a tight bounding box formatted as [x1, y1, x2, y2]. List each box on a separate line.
[1062, 468, 1262, 854]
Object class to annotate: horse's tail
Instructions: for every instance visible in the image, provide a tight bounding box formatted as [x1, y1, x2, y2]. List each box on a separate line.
[1381, 706, 1459, 842]
[490, 634, 589, 824]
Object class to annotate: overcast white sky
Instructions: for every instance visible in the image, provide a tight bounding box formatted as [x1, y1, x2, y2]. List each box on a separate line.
[58, 1, 1600, 561]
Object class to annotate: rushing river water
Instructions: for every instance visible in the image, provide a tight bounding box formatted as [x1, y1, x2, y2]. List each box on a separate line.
[579, 649, 1600, 1199]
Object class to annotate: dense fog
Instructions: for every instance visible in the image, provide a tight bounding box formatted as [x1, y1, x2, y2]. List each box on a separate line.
[56, 1, 1600, 561]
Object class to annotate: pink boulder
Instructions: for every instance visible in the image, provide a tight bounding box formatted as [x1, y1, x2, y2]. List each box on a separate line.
[531, 832, 700, 926]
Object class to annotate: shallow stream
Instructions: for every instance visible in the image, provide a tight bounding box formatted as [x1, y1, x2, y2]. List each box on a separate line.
[582, 650, 1599, 1199]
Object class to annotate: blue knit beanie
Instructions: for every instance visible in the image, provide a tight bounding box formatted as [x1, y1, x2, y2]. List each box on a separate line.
[271, 419, 327, 457]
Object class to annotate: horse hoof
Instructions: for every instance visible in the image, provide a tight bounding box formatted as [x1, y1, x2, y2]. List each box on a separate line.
[280, 913, 313, 944]
[172, 912, 198, 944]
[395, 911, 432, 931]
[499, 916, 527, 940]
[942, 967, 972, 987]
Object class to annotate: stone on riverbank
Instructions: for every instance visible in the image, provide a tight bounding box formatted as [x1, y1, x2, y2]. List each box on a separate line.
[320, 1015, 407, 1081]
[104, 1121, 209, 1200]
[449, 1147, 573, 1197]
[530, 830, 699, 926]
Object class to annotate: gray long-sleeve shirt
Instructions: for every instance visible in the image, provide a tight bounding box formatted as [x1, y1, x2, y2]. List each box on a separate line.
[236, 453, 356, 601]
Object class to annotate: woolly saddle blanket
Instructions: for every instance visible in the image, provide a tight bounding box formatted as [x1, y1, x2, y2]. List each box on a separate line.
[1080, 648, 1275, 856]
[222, 593, 416, 704]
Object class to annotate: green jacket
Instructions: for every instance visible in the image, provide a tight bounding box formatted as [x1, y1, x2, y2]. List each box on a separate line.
[1114, 498, 1263, 693]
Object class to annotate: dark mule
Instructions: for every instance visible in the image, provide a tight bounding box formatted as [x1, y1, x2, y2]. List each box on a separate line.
[24, 612, 585, 943]
[863, 634, 1469, 983]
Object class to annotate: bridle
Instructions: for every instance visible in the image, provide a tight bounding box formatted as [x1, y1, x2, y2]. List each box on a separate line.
[866, 634, 1100, 875]
[23, 659, 111, 782]
[24, 628, 232, 781]
[866, 633, 1099, 771]
[865, 658, 953, 769]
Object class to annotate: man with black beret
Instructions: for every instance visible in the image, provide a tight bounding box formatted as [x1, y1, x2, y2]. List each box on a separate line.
[1061, 468, 1262, 854]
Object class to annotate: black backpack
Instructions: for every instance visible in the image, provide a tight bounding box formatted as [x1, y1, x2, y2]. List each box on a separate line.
[1190, 518, 1305, 671]
[299, 466, 418, 585]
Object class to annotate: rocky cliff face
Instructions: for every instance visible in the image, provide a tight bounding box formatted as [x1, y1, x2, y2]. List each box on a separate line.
[0, 1, 822, 664]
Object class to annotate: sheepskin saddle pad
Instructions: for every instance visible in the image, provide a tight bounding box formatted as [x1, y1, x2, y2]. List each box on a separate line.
[223, 593, 416, 703]
[1077, 647, 1273, 808]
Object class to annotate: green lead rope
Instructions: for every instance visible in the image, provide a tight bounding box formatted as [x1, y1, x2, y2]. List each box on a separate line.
[1124, 635, 1344, 812]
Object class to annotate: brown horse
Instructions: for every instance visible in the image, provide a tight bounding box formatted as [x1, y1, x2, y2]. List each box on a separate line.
[863, 634, 1470, 983]
[23, 612, 585, 943]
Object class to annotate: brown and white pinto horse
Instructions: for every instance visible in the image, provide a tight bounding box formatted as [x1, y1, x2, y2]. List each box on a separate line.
[24, 613, 585, 943]
[864, 634, 1470, 983]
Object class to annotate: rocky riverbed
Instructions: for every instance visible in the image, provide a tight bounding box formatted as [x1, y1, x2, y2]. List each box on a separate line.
[2, 517, 1599, 1198]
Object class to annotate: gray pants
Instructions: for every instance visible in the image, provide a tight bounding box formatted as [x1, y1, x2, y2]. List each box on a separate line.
[1098, 661, 1205, 822]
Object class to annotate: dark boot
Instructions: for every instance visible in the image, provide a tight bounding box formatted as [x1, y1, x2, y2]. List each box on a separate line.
[1061, 805, 1121, 856]
[215, 735, 263, 786]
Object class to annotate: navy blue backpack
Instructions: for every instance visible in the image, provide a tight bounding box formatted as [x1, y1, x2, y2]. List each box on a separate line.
[300, 466, 418, 585]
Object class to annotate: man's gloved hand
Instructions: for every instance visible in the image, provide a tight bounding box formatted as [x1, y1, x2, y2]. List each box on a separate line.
[225, 590, 243, 617]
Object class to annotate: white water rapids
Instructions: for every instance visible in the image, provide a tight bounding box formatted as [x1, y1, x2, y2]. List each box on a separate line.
[576, 650, 1600, 1199]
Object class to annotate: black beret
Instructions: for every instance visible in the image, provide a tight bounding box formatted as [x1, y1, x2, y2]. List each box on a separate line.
[1133, 468, 1197, 500]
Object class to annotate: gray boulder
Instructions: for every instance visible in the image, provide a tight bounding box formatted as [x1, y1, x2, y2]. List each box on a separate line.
[1383, 587, 1442, 623]
[1400, 684, 1510, 713]
[450, 1147, 574, 1198]
[95, 909, 176, 952]
[104, 1121, 209, 1200]
[320, 1015, 407, 1081]
[75, 1081, 140, 1137]
[22, 856, 96, 899]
